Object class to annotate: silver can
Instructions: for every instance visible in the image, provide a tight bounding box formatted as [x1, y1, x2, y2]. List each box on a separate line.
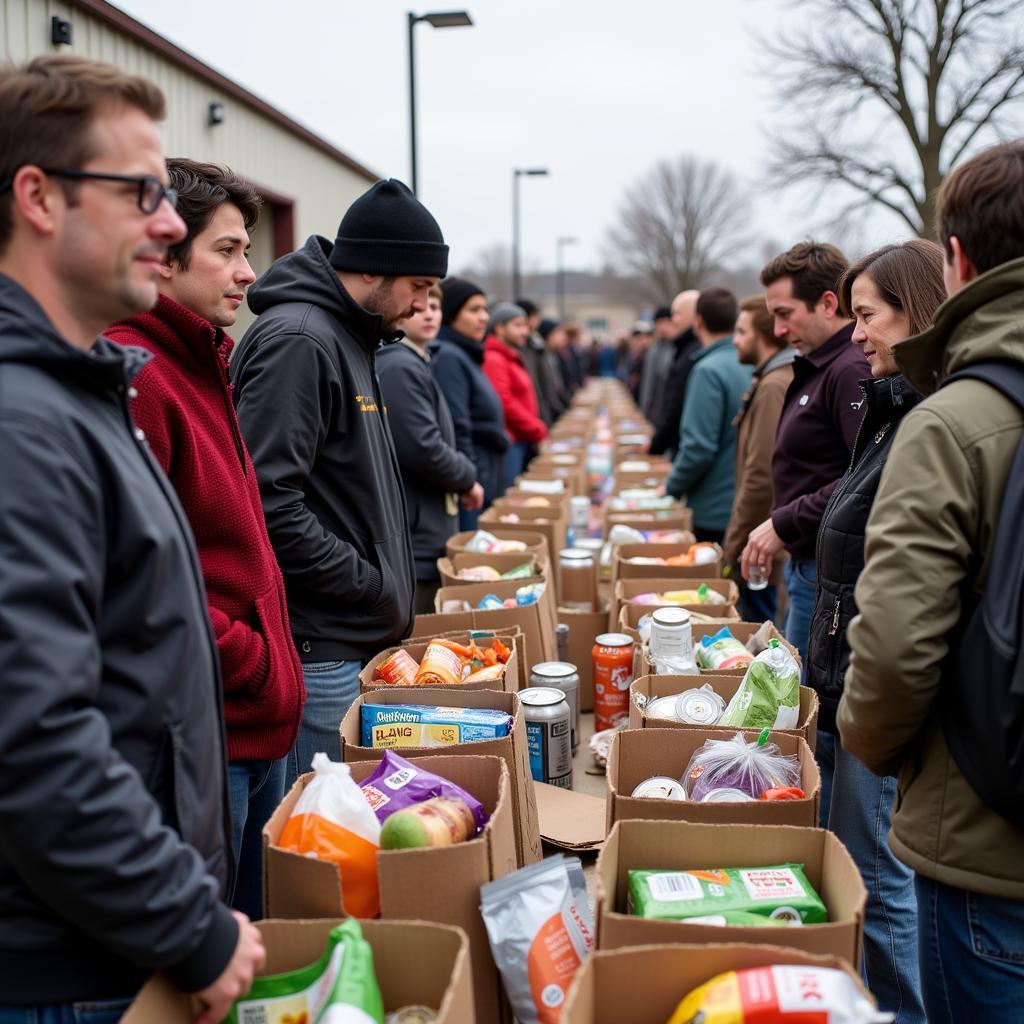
[530, 661, 581, 752]
[519, 686, 573, 789]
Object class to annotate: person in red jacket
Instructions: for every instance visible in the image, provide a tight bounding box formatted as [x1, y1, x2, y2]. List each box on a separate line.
[483, 302, 547, 486]
[105, 159, 304, 922]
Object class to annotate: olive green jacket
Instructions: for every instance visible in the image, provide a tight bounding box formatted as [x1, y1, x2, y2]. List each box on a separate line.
[838, 256, 1024, 898]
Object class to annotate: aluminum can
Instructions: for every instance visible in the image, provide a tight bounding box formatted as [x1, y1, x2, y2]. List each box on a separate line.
[519, 686, 573, 789]
[675, 686, 725, 726]
[530, 661, 581, 752]
[592, 632, 634, 731]
[559, 547, 596, 612]
[631, 776, 686, 800]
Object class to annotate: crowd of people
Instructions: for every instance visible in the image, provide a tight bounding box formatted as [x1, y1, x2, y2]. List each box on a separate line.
[0, 52, 1022, 1024]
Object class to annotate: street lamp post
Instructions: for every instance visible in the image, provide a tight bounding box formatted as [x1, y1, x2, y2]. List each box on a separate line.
[407, 10, 473, 196]
[512, 167, 549, 300]
[556, 235, 578, 320]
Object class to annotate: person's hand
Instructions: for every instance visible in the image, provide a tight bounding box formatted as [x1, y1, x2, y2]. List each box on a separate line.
[461, 482, 485, 511]
[740, 517, 784, 582]
[193, 911, 266, 1024]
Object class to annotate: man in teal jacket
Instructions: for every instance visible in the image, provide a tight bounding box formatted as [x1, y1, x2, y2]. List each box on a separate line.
[666, 289, 753, 542]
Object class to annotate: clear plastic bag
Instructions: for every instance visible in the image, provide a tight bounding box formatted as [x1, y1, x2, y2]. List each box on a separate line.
[719, 638, 801, 730]
[683, 730, 801, 802]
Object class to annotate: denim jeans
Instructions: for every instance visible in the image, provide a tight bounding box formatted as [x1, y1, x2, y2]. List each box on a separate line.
[917, 875, 1024, 1022]
[0, 1001, 132, 1023]
[737, 581, 777, 623]
[817, 731, 925, 1023]
[286, 659, 361, 789]
[504, 441, 530, 489]
[228, 756, 286, 921]
[783, 557, 816, 681]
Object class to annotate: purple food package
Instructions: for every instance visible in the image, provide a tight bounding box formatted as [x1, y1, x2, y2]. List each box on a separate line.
[360, 749, 489, 831]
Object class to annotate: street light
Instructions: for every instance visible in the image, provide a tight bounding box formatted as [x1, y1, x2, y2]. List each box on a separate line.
[556, 235, 578, 320]
[512, 167, 549, 301]
[407, 10, 473, 196]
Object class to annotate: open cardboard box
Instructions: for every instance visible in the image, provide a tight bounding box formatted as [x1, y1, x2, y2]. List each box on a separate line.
[606, 727, 821, 830]
[446, 527, 550, 566]
[560, 943, 876, 1024]
[123, 917, 475, 1024]
[596, 819, 866, 965]
[404, 625, 529, 691]
[479, 504, 568, 569]
[340, 687, 542, 867]
[493, 491, 572, 517]
[611, 577, 739, 632]
[437, 550, 543, 587]
[557, 598, 612, 711]
[616, 603, 731, 640]
[612, 541, 723, 587]
[264, 754, 515, 1023]
[604, 509, 694, 536]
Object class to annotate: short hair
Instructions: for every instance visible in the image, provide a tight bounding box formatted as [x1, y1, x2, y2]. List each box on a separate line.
[838, 240, 946, 337]
[428, 283, 443, 301]
[0, 55, 165, 256]
[696, 288, 738, 334]
[165, 159, 262, 270]
[739, 295, 778, 347]
[760, 242, 849, 310]
[516, 297, 539, 317]
[937, 141, 1024, 275]
[563, 321, 582, 342]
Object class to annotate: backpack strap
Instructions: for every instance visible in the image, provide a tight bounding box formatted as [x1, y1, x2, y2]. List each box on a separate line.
[943, 360, 1024, 411]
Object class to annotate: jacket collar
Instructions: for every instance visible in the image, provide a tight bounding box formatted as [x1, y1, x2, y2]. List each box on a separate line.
[860, 372, 922, 419]
[116, 293, 230, 365]
[692, 336, 734, 363]
[485, 334, 525, 365]
[758, 345, 797, 377]
[803, 322, 856, 368]
[438, 324, 485, 364]
[399, 336, 431, 362]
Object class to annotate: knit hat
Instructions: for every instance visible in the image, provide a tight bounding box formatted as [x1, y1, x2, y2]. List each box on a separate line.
[489, 302, 527, 330]
[537, 317, 559, 341]
[653, 305, 673, 321]
[329, 178, 449, 277]
[441, 278, 486, 326]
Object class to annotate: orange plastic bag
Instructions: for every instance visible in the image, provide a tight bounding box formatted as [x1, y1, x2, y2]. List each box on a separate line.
[276, 753, 381, 917]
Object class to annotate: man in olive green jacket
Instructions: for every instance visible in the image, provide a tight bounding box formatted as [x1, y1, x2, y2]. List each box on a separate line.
[838, 141, 1024, 1023]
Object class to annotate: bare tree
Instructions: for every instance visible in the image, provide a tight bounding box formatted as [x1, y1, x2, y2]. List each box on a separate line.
[604, 156, 752, 305]
[764, 0, 1024, 237]
[457, 243, 542, 303]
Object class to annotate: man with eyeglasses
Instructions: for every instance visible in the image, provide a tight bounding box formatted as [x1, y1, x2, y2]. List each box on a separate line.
[0, 56, 264, 1024]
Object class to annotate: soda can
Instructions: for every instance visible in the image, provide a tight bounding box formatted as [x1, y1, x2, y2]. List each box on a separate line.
[631, 776, 686, 800]
[592, 632, 634, 732]
[519, 686, 573, 789]
[530, 661, 581, 752]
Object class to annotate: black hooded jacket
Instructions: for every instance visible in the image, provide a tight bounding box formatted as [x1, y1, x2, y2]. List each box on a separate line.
[231, 236, 416, 662]
[0, 275, 235, 1002]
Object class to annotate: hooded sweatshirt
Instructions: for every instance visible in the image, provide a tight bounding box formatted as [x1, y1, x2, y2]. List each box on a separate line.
[231, 236, 416, 662]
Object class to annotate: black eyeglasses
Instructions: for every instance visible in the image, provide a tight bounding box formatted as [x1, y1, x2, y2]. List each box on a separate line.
[0, 168, 177, 214]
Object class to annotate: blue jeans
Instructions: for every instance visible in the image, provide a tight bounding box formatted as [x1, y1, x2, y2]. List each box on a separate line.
[504, 441, 530, 489]
[228, 756, 286, 921]
[0, 1001, 132, 1023]
[737, 581, 777, 623]
[783, 558, 816, 681]
[817, 731, 925, 1023]
[917, 875, 1024, 1022]
[286, 659, 360, 789]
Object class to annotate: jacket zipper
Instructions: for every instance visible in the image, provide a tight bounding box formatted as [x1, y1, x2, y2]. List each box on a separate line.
[828, 595, 841, 636]
[212, 333, 247, 475]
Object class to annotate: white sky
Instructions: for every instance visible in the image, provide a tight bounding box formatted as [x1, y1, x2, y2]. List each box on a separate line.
[114, 0, 938, 274]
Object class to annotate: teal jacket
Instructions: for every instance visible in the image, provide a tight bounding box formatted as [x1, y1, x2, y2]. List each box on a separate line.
[666, 337, 753, 532]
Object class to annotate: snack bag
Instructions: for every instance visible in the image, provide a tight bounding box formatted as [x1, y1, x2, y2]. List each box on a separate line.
[276, 754, 381, 918]
[720, 639, 801, 730]
[666, 964, 893, 1024]
[413, 642, 465, 686]
[684, 730, 801, 801]
[696, 628, 756, 671]
[223, 918, 384, 1024]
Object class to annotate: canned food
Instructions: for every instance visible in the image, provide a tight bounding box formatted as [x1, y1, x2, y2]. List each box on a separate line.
[569, 495, 591, 530]
[530, 661, 581, 752]
[645, 695, 683, 721]
[700, 788, 754, 803]
[593, 632, 634, 732]
[412, 642, 465, 686]
[631, 776, 686, 800]
[650, 607, 695, 668]
[374, 648, 419, 687]
[519, 686, 573, 789]
[675, 686, 726, 726]
[559, 547, 596, 612]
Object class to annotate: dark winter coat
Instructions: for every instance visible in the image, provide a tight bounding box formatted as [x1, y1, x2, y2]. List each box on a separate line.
[520, 333, 567, 425]
[649, 328, 701, 457]
[0, 275, 236, 1003]
[231, 236, 416, 662]
[376, 339, 477, 581]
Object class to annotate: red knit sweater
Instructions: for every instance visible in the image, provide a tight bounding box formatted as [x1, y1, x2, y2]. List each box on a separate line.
[483, 335, 547, 444]
[106, 295, 304, 761]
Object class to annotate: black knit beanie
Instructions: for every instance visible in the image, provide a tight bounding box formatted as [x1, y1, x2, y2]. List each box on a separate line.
[441, 277, 486, 326]
[329, 178, 449, 277]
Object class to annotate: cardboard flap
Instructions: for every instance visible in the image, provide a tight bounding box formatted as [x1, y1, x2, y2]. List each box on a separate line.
[535, 781, 607, 850]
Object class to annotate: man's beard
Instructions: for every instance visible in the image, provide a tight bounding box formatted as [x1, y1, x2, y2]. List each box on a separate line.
[362, 279, 412, 333]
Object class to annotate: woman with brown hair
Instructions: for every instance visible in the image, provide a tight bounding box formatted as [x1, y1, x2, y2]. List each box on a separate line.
[808, 239, 946, 1024]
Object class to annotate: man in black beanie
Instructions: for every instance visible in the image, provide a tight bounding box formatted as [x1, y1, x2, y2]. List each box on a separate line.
[231, 178, 448, 784]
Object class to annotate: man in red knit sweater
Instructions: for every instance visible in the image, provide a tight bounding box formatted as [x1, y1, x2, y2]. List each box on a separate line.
[105, 159, 305, 921]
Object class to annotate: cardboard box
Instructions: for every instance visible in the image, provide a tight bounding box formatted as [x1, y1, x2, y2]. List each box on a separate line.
[612, 542, 722, 587]
[446, 527, 550, 565]
[340, 687, 542, 867]
[557, 599, 612, 711]
[493, 491, 572, 518]
[561, 943, 876, 1024]
[606, 728, 821, 830]
[604, 509, 694, 536]
[124, 918, 475, 1024]
[616, 603, 734, 639]
[611, 577, 739, 632]
[437, 550, 544, 587]
[535, 780, 607, 852]
[479, 505, 567, 568]
[596, 819, 866, 965]
[264, 755, 514, 1023]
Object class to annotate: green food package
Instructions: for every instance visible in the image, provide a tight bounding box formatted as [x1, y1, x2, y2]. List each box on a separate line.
[499, 562, 536, 579]
[719, 638, 800, 730]
[222, 918, 384, 1024]
[627, 864, 828, 925]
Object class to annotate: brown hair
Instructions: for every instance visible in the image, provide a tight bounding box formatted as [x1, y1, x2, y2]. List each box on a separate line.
[760, 241, 849, 310]
[695, 287, 738, 334]
[838, 240, 946, 337]
[937, 141, 1024, 275]
[563, 321, 582, 343]
[740, 295, 778, 346]
[0, 56, 165, 254]
[428, 283, 443, 301]
[165, 159, 262, 269]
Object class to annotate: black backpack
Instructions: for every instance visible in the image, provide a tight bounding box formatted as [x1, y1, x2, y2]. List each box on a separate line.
[939, 360, 1024, 827]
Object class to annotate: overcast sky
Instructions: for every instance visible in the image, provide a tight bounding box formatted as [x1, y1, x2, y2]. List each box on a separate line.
[116, 0, 928, 275]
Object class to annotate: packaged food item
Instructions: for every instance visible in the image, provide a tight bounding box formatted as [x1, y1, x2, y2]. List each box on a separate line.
[593, 632, 634, 731]
[412, 642, 466, 686]
[628, 864, 828, 924]
[696, 627, 755, 671]
[476, 593, 505, 610]
[359, 749, 488, 830]
[464, 663, 506, 684]
[760, 787, 806, 801]
[501, 562, 536, 579]
[360, 704, 513, 748]
[649, 607, 696, 672]
[374, 649, 419, 687]
[465, 530, 527, 554]
[632, 776, 686, 800]
[275, 754, 381, 918]
[386, 1009, 438, 1024]
[719, 639, 801, 730]
[379, 796, 477, 849]
[683, 730, 801, 802]
[481, 855, 594, 1024]
[665, 964, 893, 1024]
[674, 684, 727, 725]
[456, 565, 502, 582]
[516, 582, 546, 606]
[223, 918, 384, 1024]
[687, 541, 721, 566]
